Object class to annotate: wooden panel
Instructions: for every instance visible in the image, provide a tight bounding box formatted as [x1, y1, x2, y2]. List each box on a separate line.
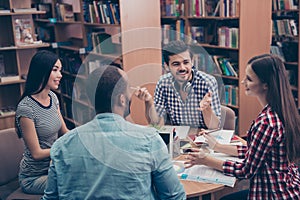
[238, 0, 272, 136]
[16, 48, 37, 76]
[0, 116, 15, 130]
[120, 0, 162, 125]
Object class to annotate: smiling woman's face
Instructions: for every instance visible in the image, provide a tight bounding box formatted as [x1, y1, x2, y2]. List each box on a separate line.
[242, 64, 267, 97]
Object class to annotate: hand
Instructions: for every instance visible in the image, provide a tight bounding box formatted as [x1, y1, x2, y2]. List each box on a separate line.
[184, 148, 208, 168]
[133, 87, 152, 102]
[203, 134, 218, 150]
[199, 91, 212, 111]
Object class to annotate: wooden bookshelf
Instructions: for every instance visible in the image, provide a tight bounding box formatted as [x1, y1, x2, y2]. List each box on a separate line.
[161, 0, 272, 137]
[31, 0, 162, 128]
[271, 0, 299, 109]
[0, 0, 51, 130]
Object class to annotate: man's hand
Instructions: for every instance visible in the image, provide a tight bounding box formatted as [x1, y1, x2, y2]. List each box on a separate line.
[132, 87, 152, 102]
[199, 91, 212, 111]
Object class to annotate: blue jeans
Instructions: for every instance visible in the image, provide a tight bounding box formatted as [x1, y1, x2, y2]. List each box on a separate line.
[220, 189, 249, 200]
[19, 174, 47, 194]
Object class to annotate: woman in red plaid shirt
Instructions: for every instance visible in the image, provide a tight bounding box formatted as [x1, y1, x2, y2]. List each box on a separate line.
[185, 54, 300, 200]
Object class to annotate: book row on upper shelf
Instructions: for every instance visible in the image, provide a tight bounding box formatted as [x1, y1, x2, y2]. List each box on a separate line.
[160, 0, 240, 17]
[82, 0, 120, 24]
[272, 0, 298, 11]
[162, 19, 238, 49]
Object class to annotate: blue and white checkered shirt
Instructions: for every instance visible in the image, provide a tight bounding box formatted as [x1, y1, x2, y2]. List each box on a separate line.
[154, 69, 221, 128]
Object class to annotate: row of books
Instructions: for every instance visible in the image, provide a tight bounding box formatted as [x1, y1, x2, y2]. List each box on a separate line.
[161, 20, 185, 45]
[272, 19, 298, 37]
[61, 52, 82, 75]
[270, 41, 298, 62]
[218, 26, 239, 48]
[160, 0, 184, 17]
[83, 0, 120, 24]
[193, 53, 238, 77]
[213, 56, 238, 77]
[272, 0, 298, 11]
[188, 0, 240, 17]
[86, 30, 117, 54]
[224, 85, 238, 106]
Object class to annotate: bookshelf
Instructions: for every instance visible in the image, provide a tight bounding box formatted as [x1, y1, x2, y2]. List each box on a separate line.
[0, 0, 50, 130]
[32, 0, 162, 128]
[161, 0, 272, 137]
[271, 0, 299, 110]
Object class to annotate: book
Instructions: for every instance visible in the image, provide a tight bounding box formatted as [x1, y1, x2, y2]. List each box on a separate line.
[36, 3, 52, 19]
[0, 54, 5, 76]
[12, 8, 37, 13]
[56, 3, 74, 22]
[0, 75, 20, 83]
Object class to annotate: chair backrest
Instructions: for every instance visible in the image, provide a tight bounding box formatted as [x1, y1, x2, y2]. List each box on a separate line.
[220, 105, 236, 130]
[0, 128, 24, 185]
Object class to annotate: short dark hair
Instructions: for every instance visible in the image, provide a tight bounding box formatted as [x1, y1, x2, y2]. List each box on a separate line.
[162, 40, 193, 65]
[86, 65, 127, 114]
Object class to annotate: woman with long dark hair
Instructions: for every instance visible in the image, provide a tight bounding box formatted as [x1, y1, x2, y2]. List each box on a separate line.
[15, 50, 69, 194]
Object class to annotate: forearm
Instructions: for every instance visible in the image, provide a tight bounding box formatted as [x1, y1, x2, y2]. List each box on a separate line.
[202, 155, 224, 171]
[202, 107, 220, 129]
[214, 143, 239, 156]
[31, 148, 51, 160]
[145, 99, 162, 125]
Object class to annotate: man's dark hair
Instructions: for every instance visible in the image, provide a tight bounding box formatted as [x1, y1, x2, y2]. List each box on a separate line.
[162, 40, 193, 65]
[86, 65, 127, 114]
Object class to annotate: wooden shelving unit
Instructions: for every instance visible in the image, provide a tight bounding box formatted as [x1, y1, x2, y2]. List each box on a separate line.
[0, 0, 50, 130]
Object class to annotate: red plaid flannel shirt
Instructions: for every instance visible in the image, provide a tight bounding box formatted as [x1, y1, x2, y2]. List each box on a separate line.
[223, 105, 300, 199]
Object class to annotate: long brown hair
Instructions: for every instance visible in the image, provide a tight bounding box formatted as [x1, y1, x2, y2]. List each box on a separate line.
[248, 54, 300, 162]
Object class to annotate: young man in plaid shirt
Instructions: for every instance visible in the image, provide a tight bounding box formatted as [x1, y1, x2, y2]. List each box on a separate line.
[135, 40, 221, 129]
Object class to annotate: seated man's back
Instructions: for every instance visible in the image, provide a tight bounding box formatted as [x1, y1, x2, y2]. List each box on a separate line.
[42, 65, 186, 200]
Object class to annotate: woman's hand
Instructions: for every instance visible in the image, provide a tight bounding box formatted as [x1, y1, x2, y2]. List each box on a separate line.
[184, 148, 208, 168]
[197, 129, 219, 150]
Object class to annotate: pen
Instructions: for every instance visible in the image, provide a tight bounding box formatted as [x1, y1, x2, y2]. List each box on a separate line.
[205, 128, 220, 134]
[197, 128, 220, 136]
[130, 86, 139, 90]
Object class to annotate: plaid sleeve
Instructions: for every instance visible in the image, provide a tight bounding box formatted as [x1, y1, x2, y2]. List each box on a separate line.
[208, 76, 221, 120]
[223, 121, 277, 179]
[237, 145, 247, 158]
[154, 81, 166, 118]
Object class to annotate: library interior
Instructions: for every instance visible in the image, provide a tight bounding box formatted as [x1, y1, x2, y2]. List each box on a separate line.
[0, 0, 300, 199]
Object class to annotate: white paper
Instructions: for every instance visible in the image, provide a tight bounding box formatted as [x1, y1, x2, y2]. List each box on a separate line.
[194, 129, 234, 144]
[180, 165, 236, 187]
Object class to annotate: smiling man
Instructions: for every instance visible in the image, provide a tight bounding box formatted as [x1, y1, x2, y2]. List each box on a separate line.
[136, 40, 221, 129]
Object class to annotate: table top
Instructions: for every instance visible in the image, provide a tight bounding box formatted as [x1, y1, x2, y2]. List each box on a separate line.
[180, 180, 225, 198]
[175, 155, 225, 198]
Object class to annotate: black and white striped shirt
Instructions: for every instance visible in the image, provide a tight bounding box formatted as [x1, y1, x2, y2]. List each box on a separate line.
[16, 91, 62, 177]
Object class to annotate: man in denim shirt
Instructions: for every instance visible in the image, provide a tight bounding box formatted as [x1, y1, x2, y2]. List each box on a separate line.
[41, 65, 186, 199]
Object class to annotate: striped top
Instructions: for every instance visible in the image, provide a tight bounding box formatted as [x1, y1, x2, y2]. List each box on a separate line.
[16, 91, 62, 177]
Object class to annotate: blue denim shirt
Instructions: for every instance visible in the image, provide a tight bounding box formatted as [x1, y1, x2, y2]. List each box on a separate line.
[42, 113, 186, 200]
